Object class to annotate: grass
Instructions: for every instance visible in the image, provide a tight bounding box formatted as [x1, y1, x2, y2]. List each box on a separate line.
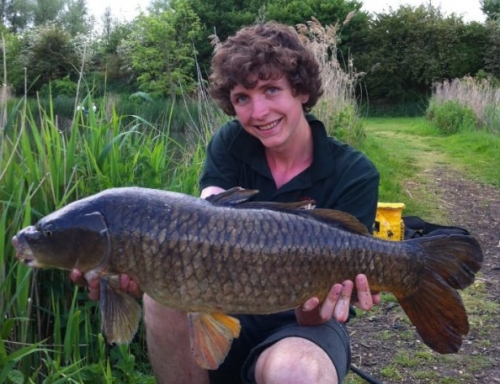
[346, 113, 499, 384]
[0, 91, 210, 382]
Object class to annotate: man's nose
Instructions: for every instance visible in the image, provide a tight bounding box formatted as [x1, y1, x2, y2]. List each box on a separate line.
[251, 96, 269, 119]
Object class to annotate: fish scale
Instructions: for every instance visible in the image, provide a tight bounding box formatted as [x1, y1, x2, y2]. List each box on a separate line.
[12, 186, 483, 369]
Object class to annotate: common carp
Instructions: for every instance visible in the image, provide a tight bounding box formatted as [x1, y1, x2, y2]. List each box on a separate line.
[12, 187, 483, 369]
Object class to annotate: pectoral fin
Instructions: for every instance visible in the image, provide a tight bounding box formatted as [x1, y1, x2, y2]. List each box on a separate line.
[187, 312, 241, 370]
[100, 277, 142, 344]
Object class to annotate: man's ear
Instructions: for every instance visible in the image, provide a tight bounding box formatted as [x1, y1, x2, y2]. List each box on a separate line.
[300, 93, 310, 104]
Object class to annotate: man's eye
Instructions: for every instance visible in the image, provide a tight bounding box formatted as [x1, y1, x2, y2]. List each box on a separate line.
[233, 95, 248, 104]
[267, 87, 279, 94]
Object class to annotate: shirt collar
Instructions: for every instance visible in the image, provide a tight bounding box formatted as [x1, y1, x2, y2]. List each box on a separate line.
[228, 114, 336, 185]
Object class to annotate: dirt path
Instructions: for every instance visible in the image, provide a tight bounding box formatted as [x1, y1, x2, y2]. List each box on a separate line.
[346, 123, 500, 383]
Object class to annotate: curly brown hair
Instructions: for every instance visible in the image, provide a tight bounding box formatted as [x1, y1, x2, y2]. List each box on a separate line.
[208, 22, 323, 116]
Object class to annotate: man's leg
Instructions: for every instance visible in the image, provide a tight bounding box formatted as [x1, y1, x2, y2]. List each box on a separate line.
[143, 294, 209, 384]
[254, 337, 339, 384]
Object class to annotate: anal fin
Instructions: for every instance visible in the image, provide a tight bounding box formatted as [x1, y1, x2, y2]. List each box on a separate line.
[187, 312, 241, 370]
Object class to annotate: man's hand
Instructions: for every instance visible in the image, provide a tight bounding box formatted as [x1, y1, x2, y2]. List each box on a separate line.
[295, 274, 380, 325]
[69, 269, 142, 301]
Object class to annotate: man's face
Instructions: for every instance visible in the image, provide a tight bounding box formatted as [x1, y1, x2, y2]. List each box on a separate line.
[229, 76, 310, 149]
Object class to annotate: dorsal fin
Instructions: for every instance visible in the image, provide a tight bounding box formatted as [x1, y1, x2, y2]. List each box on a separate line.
[296, 209, 370, 235]
[206, 187, 368, 235]
[205, 187, 259, 206]
[206, 187, 315, 211]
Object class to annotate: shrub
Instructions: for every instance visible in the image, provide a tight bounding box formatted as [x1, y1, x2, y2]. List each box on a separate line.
[426, 100, 478, 134]
[39, 76, 78, 98]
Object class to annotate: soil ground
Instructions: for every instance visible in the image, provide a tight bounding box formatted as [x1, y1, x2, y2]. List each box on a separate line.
[345, 127, 500, 383]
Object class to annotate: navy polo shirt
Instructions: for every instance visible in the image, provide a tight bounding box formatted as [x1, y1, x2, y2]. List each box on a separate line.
[199, 114, 379, 231]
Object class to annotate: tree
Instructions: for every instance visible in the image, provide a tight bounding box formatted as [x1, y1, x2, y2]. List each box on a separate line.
[186, 0, 266, 75]
[92, 14, 134, 83]
[16, 24, 83, 93]
[125, 0, 202, 97]
[481, 0, 500, 21]
[186, 0, 369, 78]
[2, 0, 36, 32]
[0, 26, 23, 90]
[33, 0, 64, 26]
[59, 0, 92, 36]
[484, 21, 500, 78]
[352, 4, 488, 105]
[263, 0, 370, 67]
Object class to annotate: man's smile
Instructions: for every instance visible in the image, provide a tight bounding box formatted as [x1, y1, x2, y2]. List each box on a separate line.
[256, 119, 281, 131]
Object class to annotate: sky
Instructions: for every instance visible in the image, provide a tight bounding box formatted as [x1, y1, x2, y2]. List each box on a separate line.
[85, 0, 486, 23]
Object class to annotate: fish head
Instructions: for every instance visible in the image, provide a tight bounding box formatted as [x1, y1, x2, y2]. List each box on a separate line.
[12, 206, 110, 272]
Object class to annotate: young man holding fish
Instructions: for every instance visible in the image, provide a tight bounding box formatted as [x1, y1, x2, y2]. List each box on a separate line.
[73, 22, 381, 383]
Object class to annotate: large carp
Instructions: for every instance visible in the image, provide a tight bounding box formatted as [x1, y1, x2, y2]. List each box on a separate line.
[12, 187, 483, 369]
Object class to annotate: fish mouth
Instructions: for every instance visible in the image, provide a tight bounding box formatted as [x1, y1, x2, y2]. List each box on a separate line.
[12, 235, 39, 268]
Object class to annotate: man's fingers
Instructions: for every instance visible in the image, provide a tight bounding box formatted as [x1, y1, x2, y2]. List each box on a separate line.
[354, 274, 374, 310]
[69, 269, 86, 287]
[120, 274, 143, 298]
[319, 284, 342, 321]
[333, 280, 353, 322]
[300, 297, 320, 312]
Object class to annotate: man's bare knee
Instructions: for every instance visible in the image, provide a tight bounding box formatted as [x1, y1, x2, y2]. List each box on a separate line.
[255, 337, 338, 384]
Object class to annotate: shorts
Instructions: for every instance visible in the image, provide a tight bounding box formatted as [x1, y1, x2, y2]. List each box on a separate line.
[208, 310, 351, 384]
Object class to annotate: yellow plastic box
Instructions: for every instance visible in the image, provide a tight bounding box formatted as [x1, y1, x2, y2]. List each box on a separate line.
[373, 202, 406, 241]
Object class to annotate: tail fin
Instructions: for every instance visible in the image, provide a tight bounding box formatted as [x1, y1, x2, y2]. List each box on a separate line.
[394, 234, 483, 354]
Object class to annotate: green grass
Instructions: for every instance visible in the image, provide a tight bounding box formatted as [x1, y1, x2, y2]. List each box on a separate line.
[1, 94, 208, 382]
[360, 116, 500, 217]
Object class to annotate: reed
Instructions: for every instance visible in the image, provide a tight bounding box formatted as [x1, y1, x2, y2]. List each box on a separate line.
[0, 92, 199, 381]
[429, 76, 500, 134]
[297, 16, 365, 146]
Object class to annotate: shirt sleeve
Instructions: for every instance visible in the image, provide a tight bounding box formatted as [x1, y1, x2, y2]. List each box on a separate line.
[199, 123, 241, 191]
[331, 154, 379, 232]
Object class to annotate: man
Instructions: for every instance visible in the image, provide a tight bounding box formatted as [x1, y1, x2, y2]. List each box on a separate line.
[72, 21, 380, 384]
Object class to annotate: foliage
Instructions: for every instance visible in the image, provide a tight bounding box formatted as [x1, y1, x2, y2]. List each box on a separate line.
[484, 21, 500, 79]
[92, 16, 134, 84]
[0, 91, 210, 381]
[263, 0, 369, 62]
[1, 0, 92, 35]
[298, 17, 365, 146]
[0, 27, 23, 91]
[39, 75, 78, 97]
[186, 0, 369, 76]
[353, 4, 489, 108]
[58, 0, 93, 37]
[185, 0, 266, 73]
[15, 24, 85, 94]
[426, 100, 478, 134]
[124, 0, 202, 97]
[481, 0, 500, 21]
[430, 76, 500, 133]
[1, 0, 36, 32]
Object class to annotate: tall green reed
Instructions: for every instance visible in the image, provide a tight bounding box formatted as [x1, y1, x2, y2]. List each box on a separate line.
[1, 91, 207, 381]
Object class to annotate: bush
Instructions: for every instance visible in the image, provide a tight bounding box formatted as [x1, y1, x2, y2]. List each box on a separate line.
[483, 104, 500, 133]
[39, 76, 78, 98]
[426, 100, 478, 134]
